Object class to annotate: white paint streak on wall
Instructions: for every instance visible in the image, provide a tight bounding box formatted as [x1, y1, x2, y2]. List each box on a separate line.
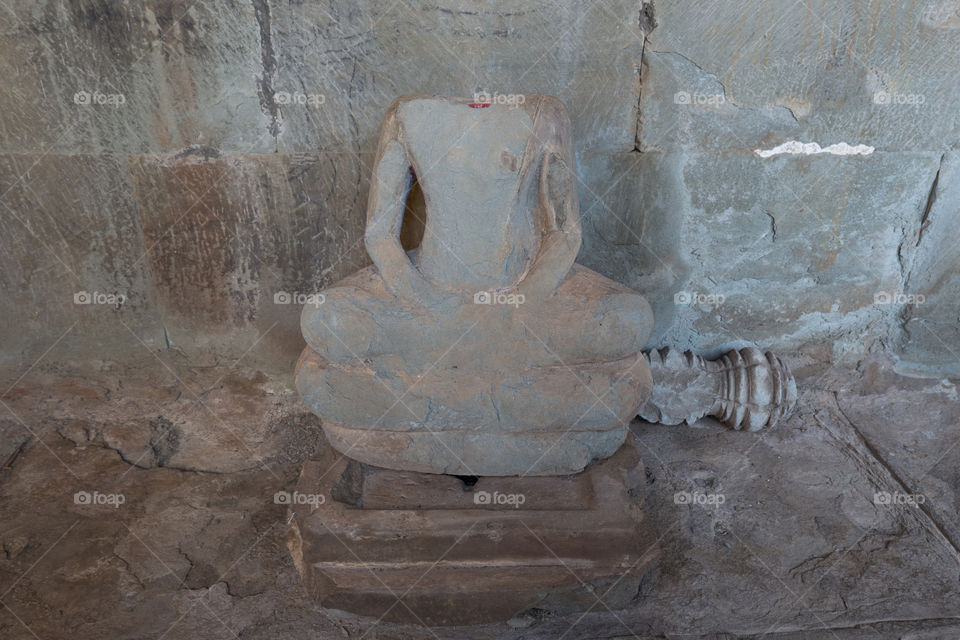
[754, 141, 875, 158]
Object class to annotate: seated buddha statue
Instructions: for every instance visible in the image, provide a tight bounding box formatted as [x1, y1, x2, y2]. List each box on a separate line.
[295, 94, 655, 476]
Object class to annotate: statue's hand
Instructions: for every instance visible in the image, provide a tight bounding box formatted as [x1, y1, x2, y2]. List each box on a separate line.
[512, 230, 579, 305]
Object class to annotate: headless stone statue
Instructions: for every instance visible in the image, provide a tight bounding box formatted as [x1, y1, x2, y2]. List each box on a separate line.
[296, 94, 655, 475]
[288, 94, 798, 625]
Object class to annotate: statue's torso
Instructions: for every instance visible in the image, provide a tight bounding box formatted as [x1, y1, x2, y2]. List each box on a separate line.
[399, 99, 539, 292]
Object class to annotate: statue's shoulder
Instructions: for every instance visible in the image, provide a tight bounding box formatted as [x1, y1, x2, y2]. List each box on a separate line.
[386, 93, 435, 111]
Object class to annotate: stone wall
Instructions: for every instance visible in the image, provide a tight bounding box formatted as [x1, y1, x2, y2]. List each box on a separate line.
[1, 0, 958, 377]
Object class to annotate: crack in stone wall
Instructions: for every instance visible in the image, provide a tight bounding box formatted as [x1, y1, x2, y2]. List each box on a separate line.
[252, 0, 281, 147]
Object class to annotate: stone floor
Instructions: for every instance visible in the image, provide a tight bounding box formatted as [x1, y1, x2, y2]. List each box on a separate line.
[1, 347, 959, 639]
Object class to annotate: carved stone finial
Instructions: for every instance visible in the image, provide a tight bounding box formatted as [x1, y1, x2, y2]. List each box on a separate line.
[638, 346, 797, 431]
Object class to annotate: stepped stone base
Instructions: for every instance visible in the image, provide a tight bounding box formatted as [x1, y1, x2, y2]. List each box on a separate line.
[286, 442, 658, 626]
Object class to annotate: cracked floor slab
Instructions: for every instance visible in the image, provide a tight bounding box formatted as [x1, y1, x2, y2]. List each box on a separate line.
[0, 350, 957, 639]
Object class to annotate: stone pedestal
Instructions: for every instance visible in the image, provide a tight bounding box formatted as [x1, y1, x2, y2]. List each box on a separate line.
[286, 442, 658, 626]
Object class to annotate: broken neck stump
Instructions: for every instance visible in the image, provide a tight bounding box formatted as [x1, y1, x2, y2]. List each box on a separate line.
[289, 94, 794, 626]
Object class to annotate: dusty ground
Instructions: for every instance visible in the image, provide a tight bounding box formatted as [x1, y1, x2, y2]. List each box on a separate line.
[1, 347, 959, 640]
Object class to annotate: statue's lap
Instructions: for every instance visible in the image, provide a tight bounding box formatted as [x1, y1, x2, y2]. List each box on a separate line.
[295, 261, 654, 473]
[301, 263, 654, 369]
